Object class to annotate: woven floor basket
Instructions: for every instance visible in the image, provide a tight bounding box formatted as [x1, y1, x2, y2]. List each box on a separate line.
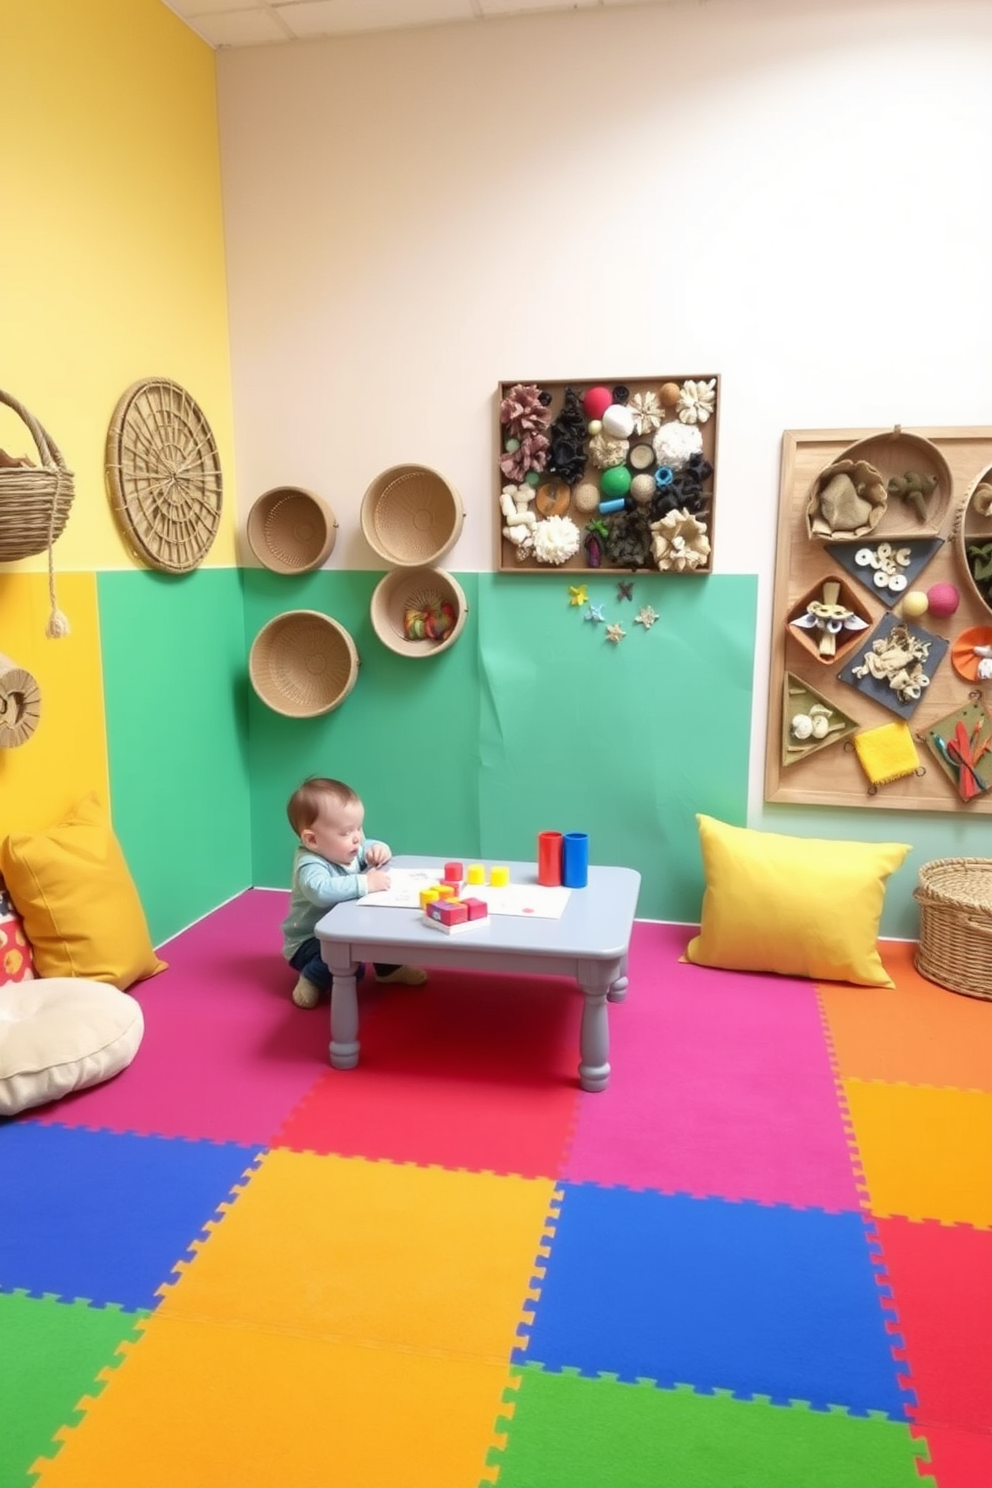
[914, 857, 992, 1000]
[0, 389, 74, 561]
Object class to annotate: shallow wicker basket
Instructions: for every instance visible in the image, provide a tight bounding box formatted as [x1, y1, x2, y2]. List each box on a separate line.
[0, 389, 74, 561]
[249, 611, 359, 717]
[370, 567, 468, 659]
[952, 465, 992, 620]
[246, 487, 337, 574]
[806, 427, 952, 543]
[913, 857, 992, 1000]
[361, 465, 463, 567]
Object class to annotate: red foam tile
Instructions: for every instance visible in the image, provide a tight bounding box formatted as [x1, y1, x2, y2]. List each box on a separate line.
[273, 966, 582, 1176]
[912, 1422, 992, 1488]
[874, 1216, 992, 1434]
[563, 923, 863, 1210]
[36, 891, 330, 1146]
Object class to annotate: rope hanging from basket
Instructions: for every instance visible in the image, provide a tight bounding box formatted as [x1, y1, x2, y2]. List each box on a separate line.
[45, 488, 70, 638]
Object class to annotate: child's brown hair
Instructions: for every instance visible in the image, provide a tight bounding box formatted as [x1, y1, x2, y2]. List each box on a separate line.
[286, 777, 359, 838]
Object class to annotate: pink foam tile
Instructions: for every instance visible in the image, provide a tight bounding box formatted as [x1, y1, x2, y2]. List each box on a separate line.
[562, 923, 862, 1211]
[35, 891, 332, 1146]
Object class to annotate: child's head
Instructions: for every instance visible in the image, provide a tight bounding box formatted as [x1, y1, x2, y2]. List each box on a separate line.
[287, 777, 364, 865]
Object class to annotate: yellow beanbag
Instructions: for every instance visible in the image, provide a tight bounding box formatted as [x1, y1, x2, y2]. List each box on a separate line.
[685, 814, 910, 988]
[0, 794, 167, 991]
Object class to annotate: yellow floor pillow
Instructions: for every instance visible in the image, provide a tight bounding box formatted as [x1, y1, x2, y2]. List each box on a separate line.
[0, 793, 167, 991]
[685, 814, 911, 988]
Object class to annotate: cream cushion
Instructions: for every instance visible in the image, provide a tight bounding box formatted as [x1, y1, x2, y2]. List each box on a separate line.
[0, 978, 144, 1117]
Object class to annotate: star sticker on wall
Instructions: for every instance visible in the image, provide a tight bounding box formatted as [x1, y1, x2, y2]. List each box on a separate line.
[617, 581, 634, 602]
[634, 605, 659, 629]
[605, 622, 626, 644]
[568, 584, 589, 608]
[585, 604, 606, 624]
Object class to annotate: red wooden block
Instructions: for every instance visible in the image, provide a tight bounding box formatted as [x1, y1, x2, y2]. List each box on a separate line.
[439, 900, 468, 926]
[463, 898, 488, 921]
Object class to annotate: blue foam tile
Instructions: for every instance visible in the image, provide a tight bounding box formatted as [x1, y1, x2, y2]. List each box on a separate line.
[518, 1183, 912, 1420]
[0, 1123, 261, 1311]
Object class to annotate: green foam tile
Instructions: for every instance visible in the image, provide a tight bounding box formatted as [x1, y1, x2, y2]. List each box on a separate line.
[486, 1366, 928, 1488]
[0, 1290, 146, 1487]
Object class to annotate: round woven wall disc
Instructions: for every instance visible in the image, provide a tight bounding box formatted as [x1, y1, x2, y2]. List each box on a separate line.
[106, 378, 223, 573]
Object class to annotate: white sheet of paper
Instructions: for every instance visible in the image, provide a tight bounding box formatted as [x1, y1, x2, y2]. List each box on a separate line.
[359, 868, 443, 908]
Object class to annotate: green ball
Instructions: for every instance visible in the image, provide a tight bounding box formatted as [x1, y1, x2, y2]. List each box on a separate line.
[600, 465, 631, 499]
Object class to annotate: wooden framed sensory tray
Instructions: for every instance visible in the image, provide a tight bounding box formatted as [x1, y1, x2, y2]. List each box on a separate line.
[495, 376, 719, 574]
[765, 425, 992, 814]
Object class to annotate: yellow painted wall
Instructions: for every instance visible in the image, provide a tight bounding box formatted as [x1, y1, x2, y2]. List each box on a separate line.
[0, 0, 236, 575]
[0, 0, 237, 842]
[0, 576, 110, 832]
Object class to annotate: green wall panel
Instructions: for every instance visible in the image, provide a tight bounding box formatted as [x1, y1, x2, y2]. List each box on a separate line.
[246, 570, 757, 929]
[477, 573, 757, 923]
[245, 570, 481, 892]
[99, 569, 252, 946]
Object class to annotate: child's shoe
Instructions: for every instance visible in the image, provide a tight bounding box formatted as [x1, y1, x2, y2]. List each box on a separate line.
[292, 975, 321, 1008]
[375, 965, 427, 986]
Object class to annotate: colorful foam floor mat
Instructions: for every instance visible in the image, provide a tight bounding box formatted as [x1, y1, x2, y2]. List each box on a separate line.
[2, 891, 990, 1488]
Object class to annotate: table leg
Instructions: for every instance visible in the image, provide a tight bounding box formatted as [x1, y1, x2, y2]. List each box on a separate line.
[577, 963, 613, 1093]
[608, 952, 629, 1004]
[329, 969, 360, 1070]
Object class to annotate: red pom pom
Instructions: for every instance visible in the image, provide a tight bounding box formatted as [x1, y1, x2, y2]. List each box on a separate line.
[583, 385, 613, 421]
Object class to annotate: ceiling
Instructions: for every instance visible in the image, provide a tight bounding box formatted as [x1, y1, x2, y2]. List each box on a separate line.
[161, 0, 663, 49]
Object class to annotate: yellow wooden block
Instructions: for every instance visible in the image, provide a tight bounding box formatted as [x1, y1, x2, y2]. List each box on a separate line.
[466, 864, 486, 885]
[419, 887, 440, 908]
[490, 866, 510, 887]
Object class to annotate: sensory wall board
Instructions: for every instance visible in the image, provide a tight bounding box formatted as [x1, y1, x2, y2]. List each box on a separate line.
[496, 376, 719, 575]
[765, 426, 992, 814]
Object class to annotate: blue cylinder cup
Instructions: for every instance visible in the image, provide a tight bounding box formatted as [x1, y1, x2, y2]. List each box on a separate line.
[561, 832, 589, 888]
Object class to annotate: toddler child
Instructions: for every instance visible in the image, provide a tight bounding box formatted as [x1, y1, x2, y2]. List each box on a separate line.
[282, 776, 427, 1008]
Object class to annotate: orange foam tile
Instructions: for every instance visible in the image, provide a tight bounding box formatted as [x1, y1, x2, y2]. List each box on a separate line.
[843, 1078, 992, 1227]
[158, 1148, 558, 1363]
[33, 1313, 511, 1488]
[820, 941, 992, 1090]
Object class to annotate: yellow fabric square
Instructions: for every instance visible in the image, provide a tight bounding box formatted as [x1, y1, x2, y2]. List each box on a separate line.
[852, 722, 920, 787]
[0, 793, 166, 990]
[684, 815, 910, 988]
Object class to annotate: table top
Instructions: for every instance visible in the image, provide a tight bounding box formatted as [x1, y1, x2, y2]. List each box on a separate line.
[315, 856, 641, 962]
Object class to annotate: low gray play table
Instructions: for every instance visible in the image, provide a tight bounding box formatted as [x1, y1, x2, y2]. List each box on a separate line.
[315, 856, 641, 1092]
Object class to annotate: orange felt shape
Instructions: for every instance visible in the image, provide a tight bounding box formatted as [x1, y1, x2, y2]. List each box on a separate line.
[685, 815, 910, 988]
[0, 793, 167, 990]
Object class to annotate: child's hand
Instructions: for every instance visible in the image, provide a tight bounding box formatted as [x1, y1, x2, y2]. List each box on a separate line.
[367, 869, 392, 893]
[366, 842, 391, 867]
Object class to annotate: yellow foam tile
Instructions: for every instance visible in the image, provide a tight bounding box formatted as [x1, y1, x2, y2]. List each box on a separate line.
[33, 1313, 511, 1488]
[158, 1149, 558, 1363]
[843, 1078, 992, 1227]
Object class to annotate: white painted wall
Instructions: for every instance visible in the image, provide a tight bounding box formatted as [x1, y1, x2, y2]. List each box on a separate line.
[217, 0, 991, 850]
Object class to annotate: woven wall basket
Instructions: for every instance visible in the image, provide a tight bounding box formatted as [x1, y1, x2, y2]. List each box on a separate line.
[0, 653, 42, 748]
[370, 567, 468, 659]
[361, 464, 463, 568]
[249, 611, 359, 718]
[106, 378, 223, 574]
[0, 389, 75, 562]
